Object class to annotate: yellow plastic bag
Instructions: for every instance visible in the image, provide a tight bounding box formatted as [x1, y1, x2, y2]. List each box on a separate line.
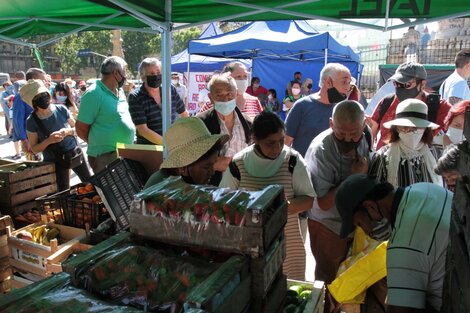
[328, 227, 387, 304]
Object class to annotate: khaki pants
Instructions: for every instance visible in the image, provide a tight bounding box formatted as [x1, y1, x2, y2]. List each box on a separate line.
[88, 151, 118, 174]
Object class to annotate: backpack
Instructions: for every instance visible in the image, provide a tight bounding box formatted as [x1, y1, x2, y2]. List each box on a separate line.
[377, 93, 440, 125]
[229, 152, 297, 181]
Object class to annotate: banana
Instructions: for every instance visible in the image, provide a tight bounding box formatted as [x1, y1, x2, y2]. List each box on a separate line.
[31, 225, 46, 244]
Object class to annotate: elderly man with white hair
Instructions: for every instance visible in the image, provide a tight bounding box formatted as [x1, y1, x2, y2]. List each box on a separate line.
[285, 63, 352, 157]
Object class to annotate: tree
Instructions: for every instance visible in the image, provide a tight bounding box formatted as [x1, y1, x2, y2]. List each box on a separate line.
[122, 31, 158, 77]
[171, 27, 201, 55]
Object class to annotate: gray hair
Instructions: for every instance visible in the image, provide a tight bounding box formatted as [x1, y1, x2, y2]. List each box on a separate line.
[25, 68, 46, 80]
[332, 100, 364, 124]
[208, 73, 237, 93]
[319, 63, 350, 87]
[100, 56, 127, 75]
[138, 57, 161, 80]
[434, 144, 460, 175]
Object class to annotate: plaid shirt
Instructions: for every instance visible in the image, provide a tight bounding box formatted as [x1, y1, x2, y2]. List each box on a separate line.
[128, 84, 185, 144]
[218, 113, 249, 157]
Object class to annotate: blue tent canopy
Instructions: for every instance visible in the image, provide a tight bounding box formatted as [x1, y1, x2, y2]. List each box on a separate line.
[188, 20, 359, 63]
[188, 20, 361, 102]
[171, 23, 250, 73]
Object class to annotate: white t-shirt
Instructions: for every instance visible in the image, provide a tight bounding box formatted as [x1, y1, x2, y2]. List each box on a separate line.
[439, 70, 470, 102]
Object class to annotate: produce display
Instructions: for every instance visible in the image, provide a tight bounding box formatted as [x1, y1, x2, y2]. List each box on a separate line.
[77, 244, 219, 312]
[0, 163, 36, 173]
[283, 284, 314, 313]
[136, 176, 267, 227]
[15, 209, 42, 224]
[16, 224, 61, 246]
[0, 272, 142, 313]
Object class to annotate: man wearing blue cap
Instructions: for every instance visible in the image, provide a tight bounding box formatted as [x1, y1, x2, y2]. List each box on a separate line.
[336, 174, 452, 313]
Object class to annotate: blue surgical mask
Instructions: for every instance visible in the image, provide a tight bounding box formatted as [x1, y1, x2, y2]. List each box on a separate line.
[214, 98, 237, 116]
[56, 95, 67, 104]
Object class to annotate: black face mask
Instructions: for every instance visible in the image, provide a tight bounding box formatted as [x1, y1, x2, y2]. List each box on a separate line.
[395, 86, 420, 102]
[147, 75, 162, 88]
[80, 87, 86, 92]
[307, 83, 313, 89]
[33, 93, 50, 110]
[116, 71, 126, 89]
[333, 133, 363, 154]
[327, 87, 347, 103]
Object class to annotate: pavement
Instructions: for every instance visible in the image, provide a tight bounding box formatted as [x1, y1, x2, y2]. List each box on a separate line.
[0, 113, 316, 282]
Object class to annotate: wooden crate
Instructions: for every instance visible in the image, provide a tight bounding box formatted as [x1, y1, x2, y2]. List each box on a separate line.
[251, 231, 285, 297]
[130, 185, 287, 258]
[250, 273, 287, 313]
[7, 222, 87, 278]
[0, 162, 57, 216]
[0, 159, 16, 166]
[286, 279, 325, 313]
[0, 216, 13, 293]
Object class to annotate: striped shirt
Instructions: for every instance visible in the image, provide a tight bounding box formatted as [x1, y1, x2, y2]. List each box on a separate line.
[220, 145, 315, 280]
[218, 113, 248, 157]
[128, 84, 185, 144]
[387, 183, 451, 311]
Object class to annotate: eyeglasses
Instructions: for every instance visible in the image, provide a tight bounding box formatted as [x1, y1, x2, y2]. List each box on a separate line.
[396, 126, 424, 134]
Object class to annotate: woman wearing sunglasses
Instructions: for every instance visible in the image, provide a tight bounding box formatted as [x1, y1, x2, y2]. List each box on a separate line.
[369, 98, 442, 188]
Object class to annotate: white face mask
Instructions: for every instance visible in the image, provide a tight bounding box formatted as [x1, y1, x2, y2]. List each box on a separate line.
[268, 94, 273, 100]
[292, 88, 301, 96]
[171, 79, 179, 86]
[214, 98, 237, 116]
[398, 129, 425, 149]
[446, 127, 464, 144]
[235, 79, 248, 94]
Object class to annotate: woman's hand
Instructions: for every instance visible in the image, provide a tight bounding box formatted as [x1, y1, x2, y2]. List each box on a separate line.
[47, 130, 66, 144]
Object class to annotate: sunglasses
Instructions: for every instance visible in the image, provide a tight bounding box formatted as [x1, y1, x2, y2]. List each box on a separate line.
[394, 79, 422, 89]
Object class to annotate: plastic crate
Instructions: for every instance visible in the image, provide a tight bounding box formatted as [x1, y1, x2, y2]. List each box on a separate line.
[91, 158, 148, 230]
[36, 183, 107, 229]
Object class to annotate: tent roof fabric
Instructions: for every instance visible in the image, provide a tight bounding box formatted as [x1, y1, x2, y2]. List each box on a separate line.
[188, 20, 359, 63]
[0, 0, 469, 40]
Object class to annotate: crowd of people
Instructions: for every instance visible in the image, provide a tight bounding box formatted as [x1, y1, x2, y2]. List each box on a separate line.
[0, 48, 469, 312]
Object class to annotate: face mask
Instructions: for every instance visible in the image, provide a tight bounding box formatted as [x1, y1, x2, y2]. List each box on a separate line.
[56, 95, 67, 104]
[146, 75, 161, 88]
[333, 134, 363, 154]
[399, 129, 425, 149]
[268, 94, 273, 100]
[292, 88, 301, 96]
[395, 86, 420, 102]
[446, 127, 464, 144]
[33, 93, 50, 110]
[327, 87, 347, 103]
[171, 79, 179, 86]
[80, 87, 86, 92]
[235, 79, 248, 94]
[307, 83, 313, 89]
[116, 71, 126, 89]
[369, 218, 392, 241]
[214, 98, 237, 116]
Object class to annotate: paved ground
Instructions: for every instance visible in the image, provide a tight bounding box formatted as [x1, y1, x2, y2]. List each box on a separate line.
[0, 113, 316, 282]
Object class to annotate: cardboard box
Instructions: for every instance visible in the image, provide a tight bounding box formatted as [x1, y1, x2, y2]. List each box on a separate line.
[116, 143, 163, 177]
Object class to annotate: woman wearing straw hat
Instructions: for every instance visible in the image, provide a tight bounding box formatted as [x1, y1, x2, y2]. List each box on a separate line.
[144, 117, 229, 188]
[20, 79, 91, 191]
[369, 98, 442, 188]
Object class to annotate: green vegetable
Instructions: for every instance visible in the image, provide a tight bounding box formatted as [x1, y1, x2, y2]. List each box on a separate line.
[299, 289, 312, 299]
[289, 284, 303, 295]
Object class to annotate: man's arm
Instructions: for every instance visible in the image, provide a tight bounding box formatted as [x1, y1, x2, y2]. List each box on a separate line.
[288, 196, 314, 215]
[179, 110, 190, 118]
[135, 124, 163, 145]
[317, 187, 337, 210]
[448, 96, 463, 105]
[76, 120, 90, 143]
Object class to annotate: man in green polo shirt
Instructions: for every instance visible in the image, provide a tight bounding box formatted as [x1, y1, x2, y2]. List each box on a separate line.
[336, 174, 452, 313]
[76, 56, 135, 173]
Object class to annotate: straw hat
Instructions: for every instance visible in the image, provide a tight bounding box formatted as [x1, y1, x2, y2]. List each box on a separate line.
[160, 117, 229, 169]
[64, 78, 76, 88]
[19, 79, 50, 107]
[383, 98, 439, 129]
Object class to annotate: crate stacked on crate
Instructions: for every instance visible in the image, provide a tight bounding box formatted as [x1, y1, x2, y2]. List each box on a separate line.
[0, 216, 13, 293]
[61, 232, 252, 313]
[130, 176, 288, 312]
[91, 158, 148, 230]
[0, 162, 57, 225]
[6, 218, 88, 289]
[36, 182, 108, 229]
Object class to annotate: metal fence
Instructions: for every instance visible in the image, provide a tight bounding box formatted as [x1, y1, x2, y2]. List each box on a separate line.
[357, 44, 388, 100]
